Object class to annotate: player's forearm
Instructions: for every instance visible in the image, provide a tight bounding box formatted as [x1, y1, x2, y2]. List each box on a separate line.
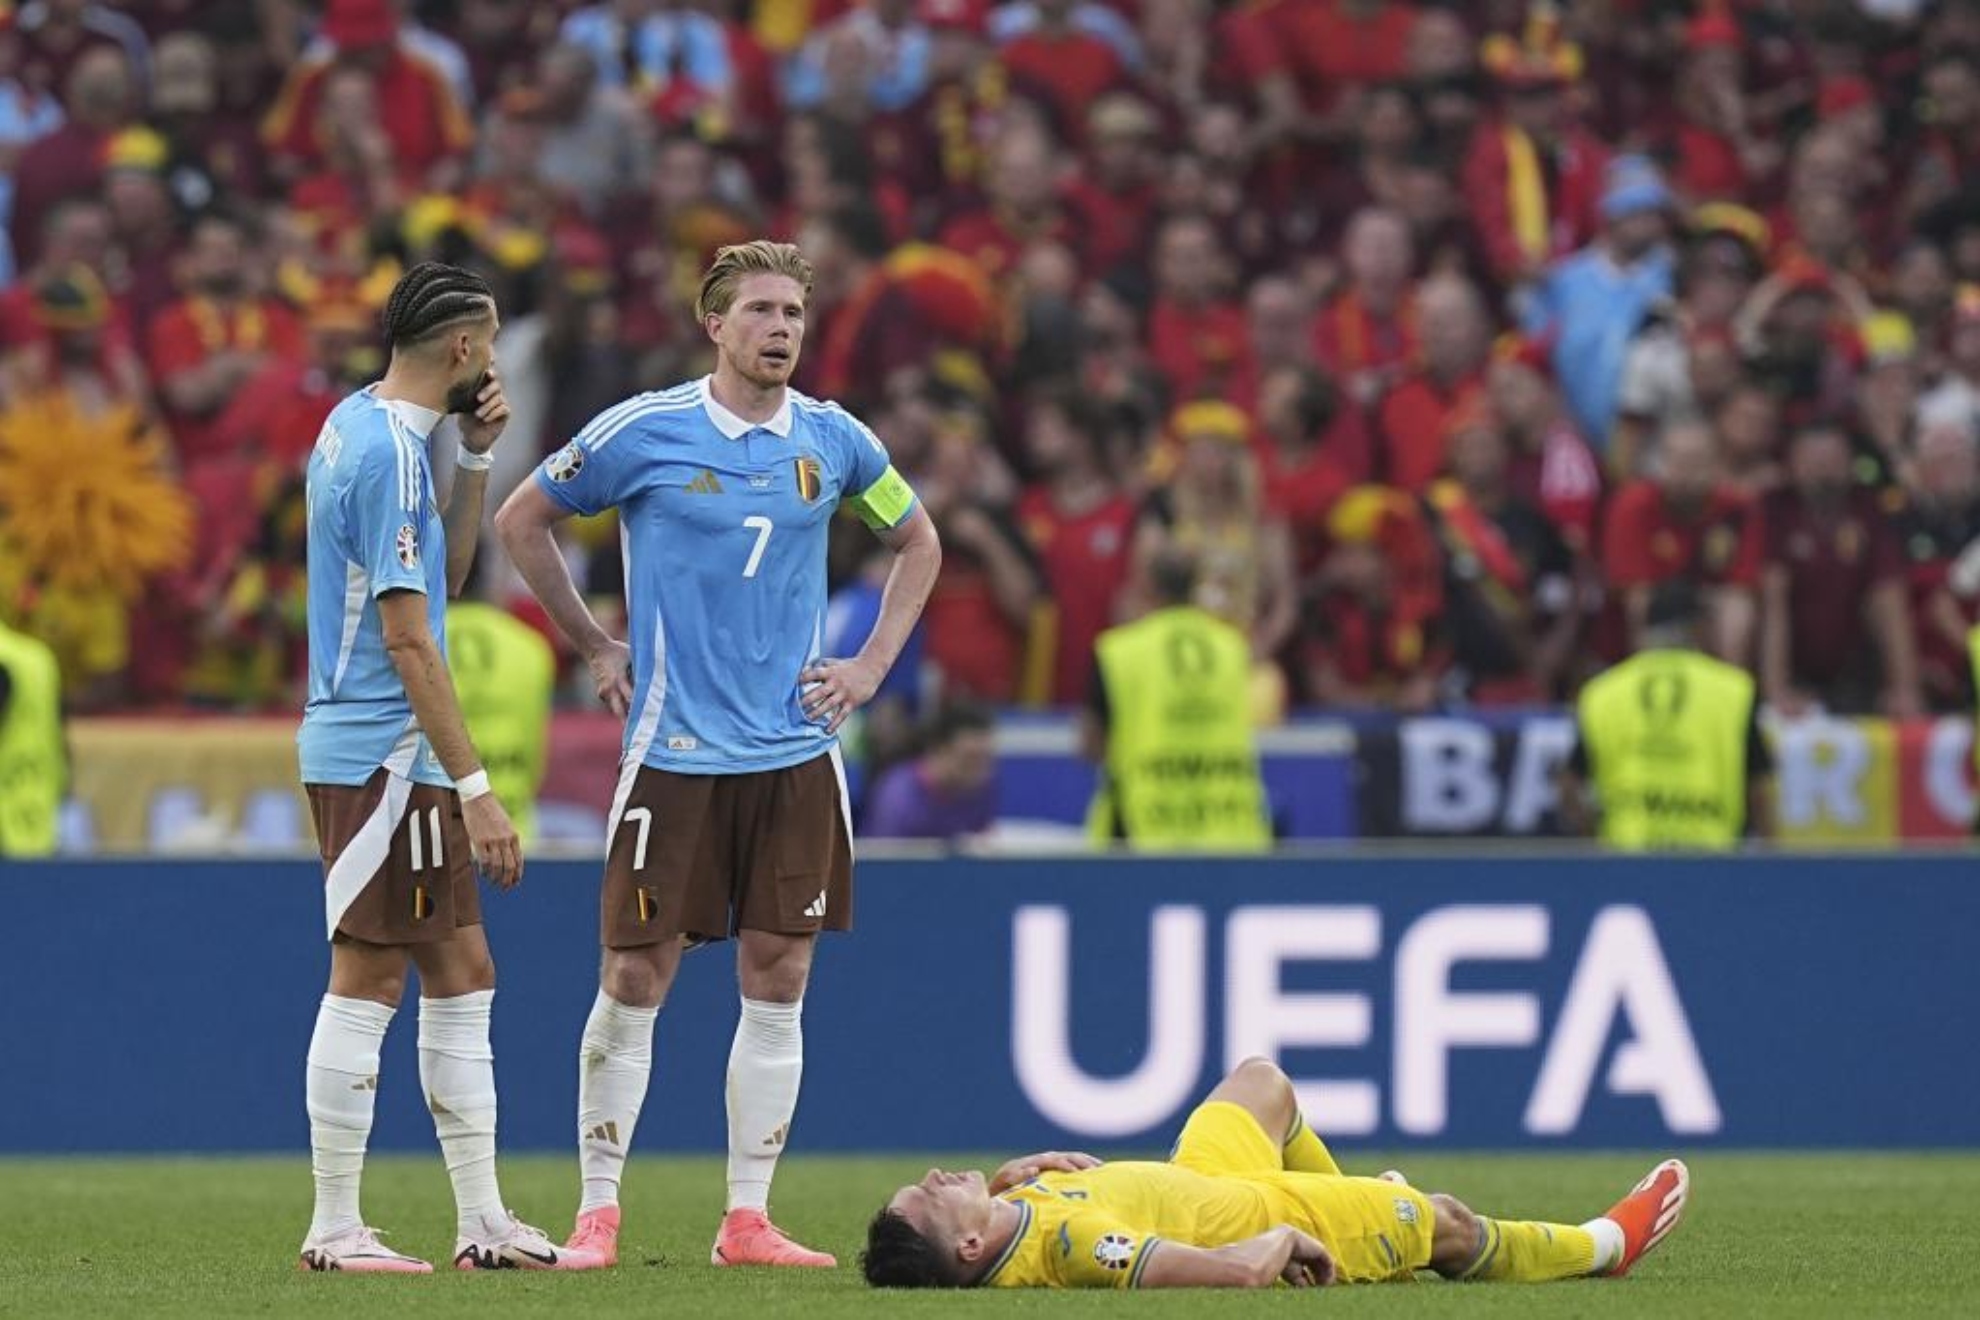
[496, 504, 615, 657]
[1139, 1230, 1293, 1288]
[384, 629, 483, 782]
[442, 466, 489, 597]
[856, 515, 941, 675]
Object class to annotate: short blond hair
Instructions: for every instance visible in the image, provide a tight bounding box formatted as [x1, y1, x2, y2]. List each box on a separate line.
[695, 240, 815, 322]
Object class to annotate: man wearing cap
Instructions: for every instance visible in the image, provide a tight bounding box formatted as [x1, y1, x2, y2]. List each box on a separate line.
[1522, 155, 1677, 452]
[1558, 582, 1775, 850]
[1464, 11, 1609, 288]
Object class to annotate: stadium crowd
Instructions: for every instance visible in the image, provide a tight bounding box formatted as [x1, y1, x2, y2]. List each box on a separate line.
[2, 0, 1979, 743]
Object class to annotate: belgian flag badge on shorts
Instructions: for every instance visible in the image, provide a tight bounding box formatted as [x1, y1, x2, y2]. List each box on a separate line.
[793, 456, 821, 502]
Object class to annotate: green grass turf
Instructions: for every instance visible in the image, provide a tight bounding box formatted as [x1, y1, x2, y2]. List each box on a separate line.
[0, 1153, 1974, 1317]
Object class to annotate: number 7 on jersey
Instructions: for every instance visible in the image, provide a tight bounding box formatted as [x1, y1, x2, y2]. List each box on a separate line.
[742, 516, 773, 578]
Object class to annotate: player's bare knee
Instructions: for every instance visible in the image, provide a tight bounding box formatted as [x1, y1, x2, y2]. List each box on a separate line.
[1426, 1194, 1480, 1276]
[602, 946, 673, 1009]
[1207, 1056, 1296, 1137]
[737, 932, 814, 1003]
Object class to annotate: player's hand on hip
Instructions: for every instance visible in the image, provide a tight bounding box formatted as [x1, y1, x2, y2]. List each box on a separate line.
[458, 365, 510, 454]
[799, 655, 883, 733]
[585, 638, 634, 718]
[1278, 1228, 1335, 1288]
[461, 792, 524, 890]
[989, 1151, 1102, 1193]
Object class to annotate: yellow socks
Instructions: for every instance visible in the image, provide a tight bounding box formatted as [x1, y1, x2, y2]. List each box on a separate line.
[1280, 1114, 1343, 1177]
[1460, 1218, 1599, 1282]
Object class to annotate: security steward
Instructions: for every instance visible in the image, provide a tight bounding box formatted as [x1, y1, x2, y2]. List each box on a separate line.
[0, 613, 66, 857]
[1557, 582, 1773, 848]
[446, 576, 555, 843]
[1082, 547, 1270, 850]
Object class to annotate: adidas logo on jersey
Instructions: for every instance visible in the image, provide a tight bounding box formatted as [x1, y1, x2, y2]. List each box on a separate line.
[803, 891, 827, 919]
[685, 470, 725, 495]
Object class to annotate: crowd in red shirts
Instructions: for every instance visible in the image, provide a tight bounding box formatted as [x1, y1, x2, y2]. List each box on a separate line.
[3, 0, 1980, 729]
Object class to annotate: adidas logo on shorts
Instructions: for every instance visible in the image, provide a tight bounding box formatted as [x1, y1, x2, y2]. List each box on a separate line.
[803, 892, 827, 919]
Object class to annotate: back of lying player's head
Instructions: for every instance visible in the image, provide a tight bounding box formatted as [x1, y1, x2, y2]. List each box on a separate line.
[862, 1208, 964, 1288]
[380, 260, 496, 354]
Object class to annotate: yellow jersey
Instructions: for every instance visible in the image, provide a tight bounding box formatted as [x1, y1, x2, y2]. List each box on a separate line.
[980, 1162, 1431, 1289]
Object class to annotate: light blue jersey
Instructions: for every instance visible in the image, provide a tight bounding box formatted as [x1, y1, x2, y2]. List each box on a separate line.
[535, 377, 915, 779]
[298, 389, 453, 788]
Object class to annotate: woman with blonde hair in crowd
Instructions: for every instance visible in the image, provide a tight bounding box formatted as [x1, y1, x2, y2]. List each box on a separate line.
[1128, 400, 1297, 723]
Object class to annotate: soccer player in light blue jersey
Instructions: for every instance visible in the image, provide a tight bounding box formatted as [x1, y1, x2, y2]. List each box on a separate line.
[498, 240, 942, 1269]
[297, 261, 591, 1274]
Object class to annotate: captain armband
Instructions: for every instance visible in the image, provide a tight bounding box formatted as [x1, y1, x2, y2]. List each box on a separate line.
[847, 465, 917, 531]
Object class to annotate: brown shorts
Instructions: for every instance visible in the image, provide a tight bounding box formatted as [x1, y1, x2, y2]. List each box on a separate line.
[306, 769, 480, 945]
[602, 752, 854, 948]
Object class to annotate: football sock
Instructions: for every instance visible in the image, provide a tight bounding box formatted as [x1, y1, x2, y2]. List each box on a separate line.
[1460, 1217, 1599, 1281]
[418, 990, 506, 1237]
[725, 997, 803, 1213]
[1281, 1112, 1343, 1176]
[1582, 1217, 1627, 1273]
[305, 993, 395, 1241]
[576, 990, 659, 1214]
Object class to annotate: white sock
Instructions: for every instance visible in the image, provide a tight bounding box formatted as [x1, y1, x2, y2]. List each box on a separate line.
[576, 990, 659, 1214]
[1583, 1217, 1627, 1273]
[305, 994, 395, 1242]
[418, 990, 506, 1237]
[725, 997, 803, 1213]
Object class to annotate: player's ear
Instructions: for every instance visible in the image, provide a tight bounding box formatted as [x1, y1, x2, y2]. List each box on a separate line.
[955, 1231, 986, 1266]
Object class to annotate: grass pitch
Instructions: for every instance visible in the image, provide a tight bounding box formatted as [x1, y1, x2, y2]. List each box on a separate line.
[0, 1153, 1973, 1317]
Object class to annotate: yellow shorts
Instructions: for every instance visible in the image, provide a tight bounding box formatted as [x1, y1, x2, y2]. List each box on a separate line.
[1168, 1101, 1433, 1284]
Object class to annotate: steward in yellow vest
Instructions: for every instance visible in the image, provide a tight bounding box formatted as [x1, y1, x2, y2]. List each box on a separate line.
[0, 616, 66, 856]
[446, 598, 554, 842]
[1084, 550, 1270, 850]
[1558, 584, 1772, 849]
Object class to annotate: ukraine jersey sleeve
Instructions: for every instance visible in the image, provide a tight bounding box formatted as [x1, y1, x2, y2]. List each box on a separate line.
[835, 409, 917, 531]
[352, 431, 429, 598]
[1042, 1210, 1162, 1289]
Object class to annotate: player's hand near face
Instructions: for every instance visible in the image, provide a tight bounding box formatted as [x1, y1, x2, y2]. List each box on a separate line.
[799, 655, 884, 733]
[585, 637, 634, 718]
[458, 366, 510, 454]
[462, 792, 523, 890]
[988, 1151, 1103, 1194]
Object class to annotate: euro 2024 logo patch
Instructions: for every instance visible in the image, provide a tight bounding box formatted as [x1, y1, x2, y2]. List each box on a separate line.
[1395, 1197, 1419, 1226]
[1093, 1233, 1135, 1271]
[395, 524, 419, 570]
[547, 441, 585, 483]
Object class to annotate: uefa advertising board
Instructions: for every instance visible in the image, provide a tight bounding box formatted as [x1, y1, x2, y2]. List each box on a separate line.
[1, 856, 1974, 1153]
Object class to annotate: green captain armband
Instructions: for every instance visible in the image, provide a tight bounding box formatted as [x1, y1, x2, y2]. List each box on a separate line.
[848, 464, 917, 530]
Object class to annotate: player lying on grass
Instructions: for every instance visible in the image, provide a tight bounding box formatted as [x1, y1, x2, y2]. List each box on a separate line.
[863, 1058, 1688, 1289]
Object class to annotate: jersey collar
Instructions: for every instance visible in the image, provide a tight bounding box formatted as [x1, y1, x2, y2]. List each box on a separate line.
[699, 375, 792, 439]
[369, 387, 444, 440]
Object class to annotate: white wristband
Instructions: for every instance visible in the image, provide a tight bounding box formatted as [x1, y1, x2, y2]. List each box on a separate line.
[456, 769, 492, 801]
[457, 446, 495, 472]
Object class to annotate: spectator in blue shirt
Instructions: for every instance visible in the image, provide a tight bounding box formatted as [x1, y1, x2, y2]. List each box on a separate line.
[1523, 155, 1677, 455]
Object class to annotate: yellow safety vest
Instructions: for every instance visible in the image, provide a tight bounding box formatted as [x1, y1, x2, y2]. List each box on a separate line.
[1089, 606, 1270, 850]
[446, 603, 554, 843]
[1576, 647, 1755, 850]
[1968, 628, 1980, 787]
[0, 619, 65, 856]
